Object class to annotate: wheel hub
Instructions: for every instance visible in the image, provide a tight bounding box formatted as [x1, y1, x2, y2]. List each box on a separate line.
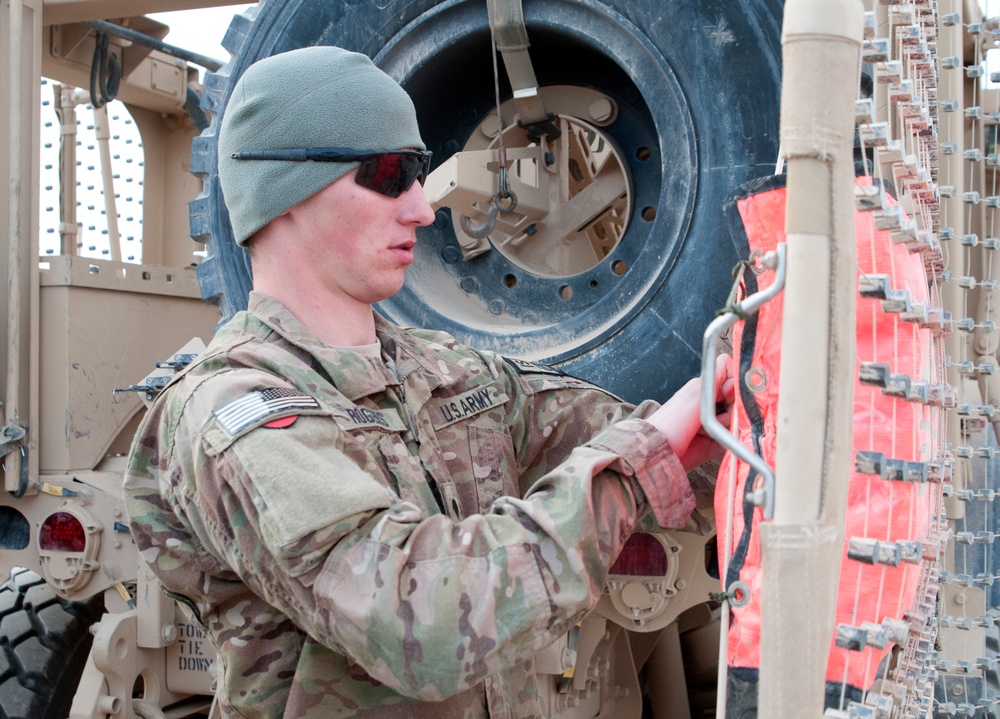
[444, 105, 632, 280]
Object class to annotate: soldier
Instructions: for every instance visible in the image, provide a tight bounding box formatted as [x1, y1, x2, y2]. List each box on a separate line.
[124, 46, 733, 719]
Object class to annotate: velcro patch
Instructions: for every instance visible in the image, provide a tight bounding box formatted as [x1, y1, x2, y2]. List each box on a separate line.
[503, 356, 565, 377]
[429, 384, 509, 429]
[214, 389, 320, 436]
[333, 406, 406, 432]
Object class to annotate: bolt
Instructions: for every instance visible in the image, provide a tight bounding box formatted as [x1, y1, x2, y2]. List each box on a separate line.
[544, 151, 555, 166]
[442, 246, 460, 264]
[952, 685, 964, 696]
[162, 624, 178, 643]
[460, 277, 478, 293]
[97, 696, 121, 716]
[589, 97, 613, 123]
[488, 299, 506, 316]
[525, 224, 538, 237]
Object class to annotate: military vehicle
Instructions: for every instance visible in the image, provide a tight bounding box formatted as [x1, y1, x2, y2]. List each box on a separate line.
[0, 0, 994, 717]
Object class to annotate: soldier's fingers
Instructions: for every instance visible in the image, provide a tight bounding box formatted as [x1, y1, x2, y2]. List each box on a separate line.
[714, 354, 734, 402]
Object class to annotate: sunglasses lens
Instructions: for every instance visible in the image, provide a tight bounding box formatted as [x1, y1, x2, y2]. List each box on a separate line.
[355, 152, 430, 198]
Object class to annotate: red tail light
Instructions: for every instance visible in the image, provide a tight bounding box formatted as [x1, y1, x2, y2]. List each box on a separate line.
[39, 512, 87, 552]
[609, 533, 668, 576]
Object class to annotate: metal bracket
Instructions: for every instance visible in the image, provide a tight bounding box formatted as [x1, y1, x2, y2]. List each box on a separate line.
[155, 353, 198, 371]
[113, 339, 207, 408]
[113, 375, 171, 403]
[701, 244, 787, 520]
[520, 113, 562, 142]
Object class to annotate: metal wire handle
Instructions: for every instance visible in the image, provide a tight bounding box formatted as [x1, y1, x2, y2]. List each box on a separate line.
[700, 243, 787, 520]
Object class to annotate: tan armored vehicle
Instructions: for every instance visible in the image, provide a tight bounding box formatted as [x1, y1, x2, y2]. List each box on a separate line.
[0, 0, 996, 717]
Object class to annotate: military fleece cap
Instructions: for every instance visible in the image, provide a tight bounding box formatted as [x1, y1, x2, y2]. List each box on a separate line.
[218, 46, 425, 246]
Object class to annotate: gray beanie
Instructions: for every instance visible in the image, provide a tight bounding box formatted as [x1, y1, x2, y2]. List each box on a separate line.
[218, 46, 425, 246]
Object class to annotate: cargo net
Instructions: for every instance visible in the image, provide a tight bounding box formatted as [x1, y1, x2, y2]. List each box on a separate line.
[842, 1, 999, 717]
[713, 1, 1000, 717]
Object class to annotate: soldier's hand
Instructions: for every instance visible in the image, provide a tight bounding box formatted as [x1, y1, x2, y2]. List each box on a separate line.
[646, 354, 734, 471]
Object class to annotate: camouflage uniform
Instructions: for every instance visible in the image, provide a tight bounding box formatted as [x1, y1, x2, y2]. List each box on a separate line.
[124, 292, 694, 719]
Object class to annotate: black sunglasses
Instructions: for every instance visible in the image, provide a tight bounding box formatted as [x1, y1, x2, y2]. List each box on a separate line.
[231, 147, 433, 199]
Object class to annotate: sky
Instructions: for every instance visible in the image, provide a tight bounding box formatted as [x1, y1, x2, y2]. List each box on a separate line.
[149, 4, 256, 76]
[38, 4, 254, 261]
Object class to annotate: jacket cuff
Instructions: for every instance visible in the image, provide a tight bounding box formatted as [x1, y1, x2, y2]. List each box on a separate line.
[589, 420, 695, 529]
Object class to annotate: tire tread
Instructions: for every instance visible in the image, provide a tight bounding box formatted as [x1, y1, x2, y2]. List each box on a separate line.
[0, 569, 103, 719]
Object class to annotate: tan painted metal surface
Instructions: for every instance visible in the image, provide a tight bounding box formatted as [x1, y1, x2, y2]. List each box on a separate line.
[44, 17, 194, 116]
[38, 257, 216, 472]
[4, 0, 43, 495]
[2, 1, 222, 715]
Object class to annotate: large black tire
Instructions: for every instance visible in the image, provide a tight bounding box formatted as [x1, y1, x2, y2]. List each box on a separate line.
[0, 569, 103, 719]
[190, 0, 782, 403]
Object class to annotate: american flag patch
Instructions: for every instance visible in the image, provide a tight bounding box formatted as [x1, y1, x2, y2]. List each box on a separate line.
[213, 388, 320, 436]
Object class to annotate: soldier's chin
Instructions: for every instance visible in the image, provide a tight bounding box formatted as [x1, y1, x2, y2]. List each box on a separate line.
[370, 277, 407, 304]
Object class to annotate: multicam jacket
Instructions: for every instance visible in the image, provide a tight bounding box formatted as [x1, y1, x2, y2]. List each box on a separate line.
[124, 292, 694, 719]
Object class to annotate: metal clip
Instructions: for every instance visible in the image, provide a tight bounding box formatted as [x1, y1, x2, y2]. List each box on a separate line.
[0, 426, 29, 497]
[0, 425, 27, 458]
[112, 375, 172, 403]
[155, 353, 198, 371]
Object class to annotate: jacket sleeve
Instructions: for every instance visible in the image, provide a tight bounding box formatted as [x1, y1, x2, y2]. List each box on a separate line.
[489, 352, 694, 528]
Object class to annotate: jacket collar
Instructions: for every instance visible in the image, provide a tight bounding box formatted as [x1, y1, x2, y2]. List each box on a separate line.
[245, 292, 459, 401]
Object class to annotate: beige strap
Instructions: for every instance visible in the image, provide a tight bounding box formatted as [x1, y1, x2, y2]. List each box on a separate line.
[486, 0, 548, 126]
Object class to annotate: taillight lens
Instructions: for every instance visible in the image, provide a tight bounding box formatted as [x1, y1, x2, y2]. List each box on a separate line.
[39, 512, 87, 552]
[609, 533, 668, 576]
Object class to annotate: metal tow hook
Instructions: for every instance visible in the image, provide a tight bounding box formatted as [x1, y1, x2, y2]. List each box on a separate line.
[459, 192, 517, 239]
[459, 148, 518, 239]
